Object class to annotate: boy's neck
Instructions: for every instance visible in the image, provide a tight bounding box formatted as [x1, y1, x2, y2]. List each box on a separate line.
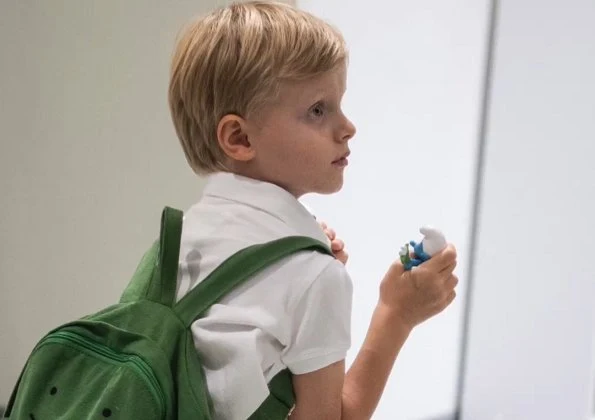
[221, 165, 305, 198]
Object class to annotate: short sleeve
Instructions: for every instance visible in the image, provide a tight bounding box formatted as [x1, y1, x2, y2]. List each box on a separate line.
[282, 259, 353, 375]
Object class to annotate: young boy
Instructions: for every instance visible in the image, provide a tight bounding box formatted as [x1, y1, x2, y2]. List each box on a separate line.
[168, 2, 458, 419]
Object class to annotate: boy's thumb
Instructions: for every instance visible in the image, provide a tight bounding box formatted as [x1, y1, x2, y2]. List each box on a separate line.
[389, 259, 407, 277]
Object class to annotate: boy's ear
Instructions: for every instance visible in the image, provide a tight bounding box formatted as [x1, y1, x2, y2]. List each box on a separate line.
[217, 114, 255, 162]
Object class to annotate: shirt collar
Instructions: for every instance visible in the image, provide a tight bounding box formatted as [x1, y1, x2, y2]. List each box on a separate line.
[201, 172, 330, 246]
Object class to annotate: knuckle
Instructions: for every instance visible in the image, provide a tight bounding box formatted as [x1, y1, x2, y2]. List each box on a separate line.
[388, 262, 404, 279]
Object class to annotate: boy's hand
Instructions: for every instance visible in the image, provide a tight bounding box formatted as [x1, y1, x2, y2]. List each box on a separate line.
[319, 222, 349, 265]
[379, 244, 458, 330]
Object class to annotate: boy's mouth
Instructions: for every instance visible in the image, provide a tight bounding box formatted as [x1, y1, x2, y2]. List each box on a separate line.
[332, 151, 350, 167]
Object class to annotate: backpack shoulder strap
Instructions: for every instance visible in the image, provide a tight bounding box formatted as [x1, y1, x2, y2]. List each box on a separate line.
[173, 236, 332, 327]
[120, 206, 183, 307]
[248, 369, 295, 419]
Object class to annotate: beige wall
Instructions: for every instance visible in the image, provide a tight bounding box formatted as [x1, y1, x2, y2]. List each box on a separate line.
[0, 0, 251, 402]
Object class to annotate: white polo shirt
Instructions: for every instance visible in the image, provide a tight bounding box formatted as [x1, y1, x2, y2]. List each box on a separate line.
[175, 172, 353, 420]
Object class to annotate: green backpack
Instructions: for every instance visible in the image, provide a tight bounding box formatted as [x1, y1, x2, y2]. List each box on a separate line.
[4, 206, 332, 419]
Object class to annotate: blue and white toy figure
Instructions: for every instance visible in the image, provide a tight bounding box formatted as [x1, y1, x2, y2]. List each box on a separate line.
[399, 226, 447, 270]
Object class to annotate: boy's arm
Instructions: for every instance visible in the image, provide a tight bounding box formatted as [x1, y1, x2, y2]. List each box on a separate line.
[291, 305, 410, 420]
[290, 245, 459, 420]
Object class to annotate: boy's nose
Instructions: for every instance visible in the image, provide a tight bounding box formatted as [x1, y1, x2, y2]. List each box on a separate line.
[339, 115, 356, 143]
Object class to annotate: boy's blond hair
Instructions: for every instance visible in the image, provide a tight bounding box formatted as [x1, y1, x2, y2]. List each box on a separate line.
[168, 1, 347, 174]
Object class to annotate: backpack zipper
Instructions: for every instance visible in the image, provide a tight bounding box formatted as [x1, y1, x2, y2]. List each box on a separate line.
[39, 330, 166, 416]
[286, 404, 296, 419]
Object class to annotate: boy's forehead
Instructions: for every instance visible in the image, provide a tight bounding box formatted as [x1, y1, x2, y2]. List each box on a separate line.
[279, 67, 347, 102]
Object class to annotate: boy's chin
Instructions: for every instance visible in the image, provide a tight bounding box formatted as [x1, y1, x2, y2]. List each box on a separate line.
[292, 175, 344, 197]
[313, 179, 344, 195]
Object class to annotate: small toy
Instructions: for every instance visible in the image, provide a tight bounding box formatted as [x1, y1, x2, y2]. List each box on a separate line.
[399, 226, 447, 270]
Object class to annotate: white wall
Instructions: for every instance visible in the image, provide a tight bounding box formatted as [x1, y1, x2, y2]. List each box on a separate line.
[298, 1, 490, 418]
[0, 1, 227, 403]
[460, 1, 595, 419]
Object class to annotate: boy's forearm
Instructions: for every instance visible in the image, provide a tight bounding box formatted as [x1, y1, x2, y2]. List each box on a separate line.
[341, 303, 412, 420]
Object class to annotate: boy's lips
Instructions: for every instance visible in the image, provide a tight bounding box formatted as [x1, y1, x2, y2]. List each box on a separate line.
[332, 151, 351, 164]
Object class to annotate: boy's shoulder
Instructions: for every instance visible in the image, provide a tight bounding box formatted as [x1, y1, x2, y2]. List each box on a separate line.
[177, 173, 349, 300]
[190, 172, 331, 246]
[182, 191, 339, 275]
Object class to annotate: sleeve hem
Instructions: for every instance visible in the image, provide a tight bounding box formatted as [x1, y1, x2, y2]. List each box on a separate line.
[285, 349, 347, 375]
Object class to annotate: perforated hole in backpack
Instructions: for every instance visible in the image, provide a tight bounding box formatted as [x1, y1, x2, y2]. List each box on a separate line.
[27, 385, 113, 419]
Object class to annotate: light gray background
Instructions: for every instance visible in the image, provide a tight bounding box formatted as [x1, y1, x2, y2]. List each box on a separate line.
[460, 1, 595, 419]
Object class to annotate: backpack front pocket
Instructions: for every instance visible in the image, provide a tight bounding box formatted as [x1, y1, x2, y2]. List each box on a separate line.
[7, 330, 166, 419]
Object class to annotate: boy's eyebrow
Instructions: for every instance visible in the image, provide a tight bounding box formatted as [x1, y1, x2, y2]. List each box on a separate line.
[307, 86, 345, 101]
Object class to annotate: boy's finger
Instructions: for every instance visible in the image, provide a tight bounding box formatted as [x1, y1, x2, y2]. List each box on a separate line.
[445, 290, 457, 306]
[325, 228, 336, 240]
[331, 239, 344, 251]
[388, 260, 406, 278]
[334, 250, 349, 265]
[424, 244, 457, 272]
[440, 259, 457, 275]
[444, 274, 459, 290]
[319, 221, 328, 230]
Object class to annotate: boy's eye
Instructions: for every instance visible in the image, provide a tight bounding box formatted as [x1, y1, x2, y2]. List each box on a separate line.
[309, 103, 325, 118]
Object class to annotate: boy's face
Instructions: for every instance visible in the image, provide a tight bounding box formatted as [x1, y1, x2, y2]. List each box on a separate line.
[242, 64, 356, 197]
